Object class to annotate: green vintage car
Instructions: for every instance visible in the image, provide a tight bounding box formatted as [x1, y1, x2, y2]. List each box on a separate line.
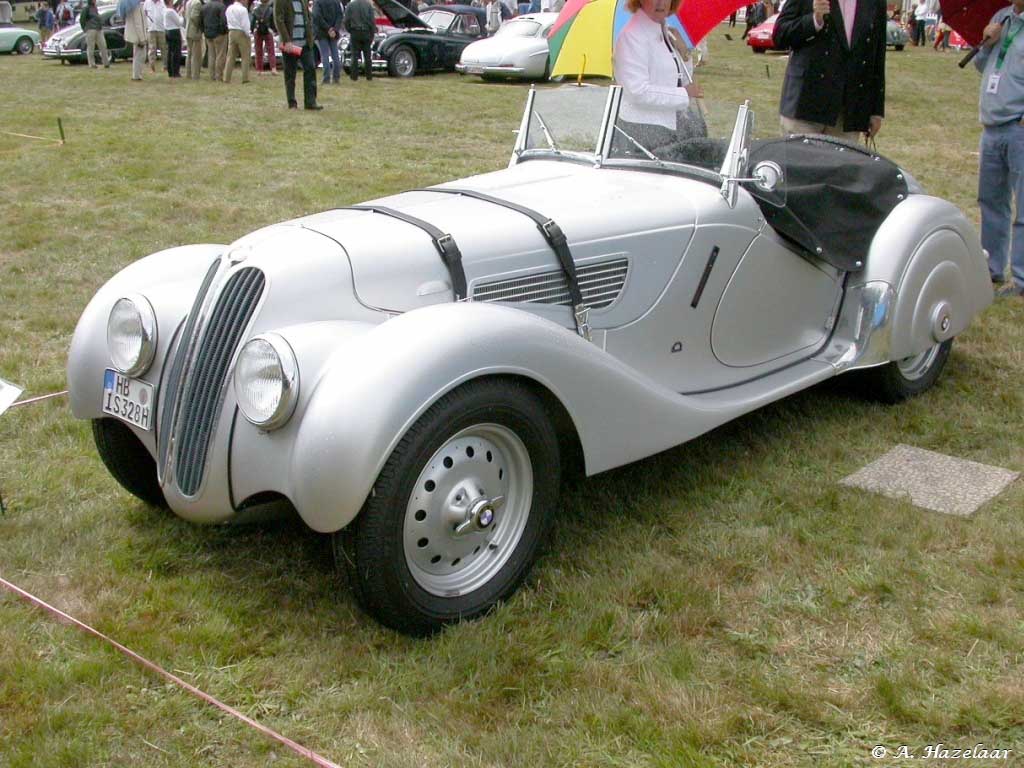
[0, 23, 41, 54]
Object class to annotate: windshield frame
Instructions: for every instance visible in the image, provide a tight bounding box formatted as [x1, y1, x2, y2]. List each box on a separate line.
[511, 85, 750, 186]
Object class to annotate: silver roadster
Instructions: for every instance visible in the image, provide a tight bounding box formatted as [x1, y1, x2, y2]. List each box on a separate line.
[68, 86, 992, 635]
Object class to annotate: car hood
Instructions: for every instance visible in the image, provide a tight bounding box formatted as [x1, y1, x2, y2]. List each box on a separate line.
[269, 160, 706, 314]
[460, 35, 546, 63]
[377, 0, 429, 29]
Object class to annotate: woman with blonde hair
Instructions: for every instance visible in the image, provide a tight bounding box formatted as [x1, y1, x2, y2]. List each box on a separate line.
[613, 0, 705, 159]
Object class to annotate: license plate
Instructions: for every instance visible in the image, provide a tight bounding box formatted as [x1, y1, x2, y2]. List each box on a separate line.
[464, 65, 484, 74]
[102, 369, 154, 431]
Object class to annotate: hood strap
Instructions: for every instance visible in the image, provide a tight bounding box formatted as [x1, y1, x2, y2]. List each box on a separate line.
[346, 205, 467, 301]
[414, 187, 591, 341]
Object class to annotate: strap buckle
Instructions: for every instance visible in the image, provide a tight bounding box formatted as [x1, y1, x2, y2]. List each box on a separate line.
[573, 304, 591, 342]
[540, 219, 566, 246]
[435, 233, 457, 260]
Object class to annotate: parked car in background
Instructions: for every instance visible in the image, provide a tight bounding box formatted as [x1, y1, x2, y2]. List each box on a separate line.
[41, 5, 132, 63]
[342, 0, 487, 77]
[69, 85, 992, 636]
[746, 13, 784, 52]
[456, 11, 556, 80]
[0, 22, 40, 54]
[886, 19, 908, 50]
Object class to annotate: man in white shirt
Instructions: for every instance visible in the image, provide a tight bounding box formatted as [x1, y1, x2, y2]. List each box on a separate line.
[144, 0, 167, 73]
[224, 0, 251, 82]
[485, 0, 500, 35]
[912, 0, 928, 45]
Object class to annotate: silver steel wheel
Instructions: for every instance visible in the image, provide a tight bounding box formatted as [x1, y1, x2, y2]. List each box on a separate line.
[403, 423, 533, 598]
[17, 37, 34, 55]
[896, 343, 941, 381]
[392, 48, 414, 76]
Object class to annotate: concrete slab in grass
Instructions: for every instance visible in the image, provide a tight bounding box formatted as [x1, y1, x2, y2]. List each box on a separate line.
[841, 444, 1019, 516]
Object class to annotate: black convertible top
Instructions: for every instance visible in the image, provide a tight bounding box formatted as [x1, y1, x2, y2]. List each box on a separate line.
[746, 136, 910, 272]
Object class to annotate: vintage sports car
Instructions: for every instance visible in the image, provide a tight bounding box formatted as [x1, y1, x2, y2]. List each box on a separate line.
[456, 12, 557, 80]
[69, 85, 992, 636]
[746, 13, 783, 52]
[0, 22, 40, 54]
[886, 19, 908, 50]
[342, 0, 487, 77]
[41, 6, 131, 63]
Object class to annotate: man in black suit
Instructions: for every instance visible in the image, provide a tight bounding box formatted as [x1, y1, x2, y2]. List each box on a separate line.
[773, 0, 886, 141]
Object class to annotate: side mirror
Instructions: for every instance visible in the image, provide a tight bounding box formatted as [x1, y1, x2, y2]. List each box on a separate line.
[751, 160, 783, 192]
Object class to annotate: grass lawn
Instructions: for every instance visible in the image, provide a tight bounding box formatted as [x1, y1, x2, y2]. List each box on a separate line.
[1, 34, 1023, 768]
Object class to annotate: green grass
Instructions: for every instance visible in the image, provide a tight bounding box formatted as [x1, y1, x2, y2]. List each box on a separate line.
[2, 37, 1023, 767]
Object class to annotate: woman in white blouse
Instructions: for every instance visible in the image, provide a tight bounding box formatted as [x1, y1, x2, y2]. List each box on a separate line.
[613, 0, 705, 158]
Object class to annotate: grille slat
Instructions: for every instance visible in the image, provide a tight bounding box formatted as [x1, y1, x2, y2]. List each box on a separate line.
[158, 259, 221, 476]
[473, 257, 629, 310]
[173, 267, 265, 496]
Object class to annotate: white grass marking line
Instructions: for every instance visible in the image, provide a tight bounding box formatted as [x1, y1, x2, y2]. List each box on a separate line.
[8, 390, 69, 408]
[0, 575, 344, 768]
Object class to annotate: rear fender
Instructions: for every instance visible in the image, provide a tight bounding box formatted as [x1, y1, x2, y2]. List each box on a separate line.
[857, 195, 992, 360]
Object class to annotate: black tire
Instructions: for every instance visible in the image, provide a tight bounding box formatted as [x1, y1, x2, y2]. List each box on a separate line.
[91, 418, 168, 508]
[16, 37, 34, 55]
[336, 378, 560, 636]
[895, 44, 905, 51]
[387, 45, 416, 77]
[858, 339, 953, 404]
[752, 47, 766, 53]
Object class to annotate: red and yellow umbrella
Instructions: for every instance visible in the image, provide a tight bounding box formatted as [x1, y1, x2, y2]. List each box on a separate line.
[547, 0, 750, 78]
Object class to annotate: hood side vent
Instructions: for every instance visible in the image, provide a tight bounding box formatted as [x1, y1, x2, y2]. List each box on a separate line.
[473, 256, 628, 309]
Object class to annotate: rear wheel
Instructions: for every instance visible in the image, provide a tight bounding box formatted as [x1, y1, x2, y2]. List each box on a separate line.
[16, 36, 34, 55]
[388, 45, 416, 77]
[92, 418, 167, 508]
[336, 379, 560, 636]
[859, 339, 953, 403]
[895, 43, 905, 50]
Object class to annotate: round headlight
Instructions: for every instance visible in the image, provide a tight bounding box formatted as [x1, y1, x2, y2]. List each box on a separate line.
[233, 333, 299, 430]
[106, 294, 157, 376]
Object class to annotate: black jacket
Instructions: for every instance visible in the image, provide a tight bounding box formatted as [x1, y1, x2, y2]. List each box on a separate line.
[312, 0, 342, 39]
[773, 0, 886, 132]
[343, 0, 375, 37]
[80, 3, 103, 29]
[199, 0, 227, 37]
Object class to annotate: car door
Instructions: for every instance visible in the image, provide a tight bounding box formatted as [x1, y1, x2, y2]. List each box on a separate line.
[604, 183, 841, 394]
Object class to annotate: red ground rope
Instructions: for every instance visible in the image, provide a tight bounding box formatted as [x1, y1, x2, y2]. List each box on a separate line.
[0, 575, 343, 768]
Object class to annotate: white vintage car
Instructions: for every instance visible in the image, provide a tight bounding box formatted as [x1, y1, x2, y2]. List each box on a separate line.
[456, 12, 557, 80]
[68, 86, 992, 635]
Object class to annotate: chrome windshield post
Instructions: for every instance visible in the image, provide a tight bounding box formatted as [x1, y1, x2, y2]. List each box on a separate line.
[595, 85, 622, 167]
[509, 87, 537, 168]
[719, 100, 753, 208]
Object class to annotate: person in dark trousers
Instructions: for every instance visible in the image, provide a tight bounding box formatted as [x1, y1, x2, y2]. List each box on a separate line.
[773, 0, 887, 140]
[274, 0, 321, 108]
[164, 0, 184, 77]
[343, 0, 376, 79]
[312, 0, 343, 84]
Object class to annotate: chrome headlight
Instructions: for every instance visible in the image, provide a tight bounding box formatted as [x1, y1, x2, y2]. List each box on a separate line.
[233, 333, 299, 430]
[106, 294, 157, 376]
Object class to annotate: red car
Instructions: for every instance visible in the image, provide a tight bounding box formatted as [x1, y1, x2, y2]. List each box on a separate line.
[746, 13, 786, 53]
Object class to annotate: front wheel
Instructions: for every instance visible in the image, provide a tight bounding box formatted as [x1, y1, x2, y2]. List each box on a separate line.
[92, 418, 167, 508]
[387, 45, 416, 77]
[859, 339, 953, 403]
[16, 37, 34, 55]
[336, 379, 560, 636]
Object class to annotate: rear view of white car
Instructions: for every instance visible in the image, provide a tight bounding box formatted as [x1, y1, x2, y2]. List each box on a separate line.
[457, 12, 556, 80]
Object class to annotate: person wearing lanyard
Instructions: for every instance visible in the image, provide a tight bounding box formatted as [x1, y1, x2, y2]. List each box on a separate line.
[975, 0, 1024, 296]
[613, 0, 705, 162]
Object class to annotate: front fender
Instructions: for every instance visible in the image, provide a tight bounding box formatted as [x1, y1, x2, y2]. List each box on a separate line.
[67, 244, 224, 448]
[859, 195, 993, 360]
[287, 303, 746, 534]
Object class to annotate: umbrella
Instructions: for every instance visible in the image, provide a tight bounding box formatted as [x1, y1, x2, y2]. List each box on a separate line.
[547, 0, 749, 78]
[940, 0, 1005, 46]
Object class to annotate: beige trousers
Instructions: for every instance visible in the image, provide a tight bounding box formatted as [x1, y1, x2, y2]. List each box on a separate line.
[780, 115, 861, 143]
[207, 33, 228, 80]
[224, 29, 251, 83]
[186, 34, 203, 78]
[147, 29, 165, 66]
[85, 28, 109, 66]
